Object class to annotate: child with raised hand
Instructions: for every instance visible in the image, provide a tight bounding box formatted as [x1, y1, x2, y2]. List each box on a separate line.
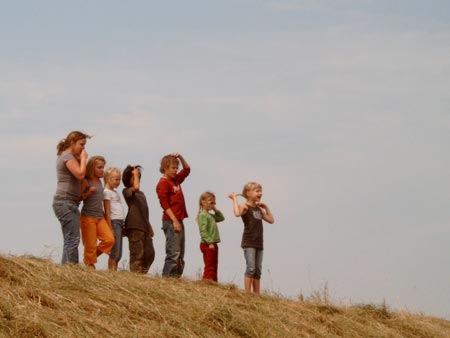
[122, 165, 155, 274]
[80, 156, 115, 268]
[156, 153, 190, 277]
[228, 182, 274, 293]
[197, 191, 225, 282]
[103, 167, 125, 271]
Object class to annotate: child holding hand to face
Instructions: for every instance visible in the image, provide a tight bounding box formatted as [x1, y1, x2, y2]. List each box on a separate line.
[197, 191, 225, 282]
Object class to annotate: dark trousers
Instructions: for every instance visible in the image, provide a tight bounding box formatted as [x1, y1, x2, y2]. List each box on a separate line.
[127, 229, 155, 274]
[200, 242, 218, 282]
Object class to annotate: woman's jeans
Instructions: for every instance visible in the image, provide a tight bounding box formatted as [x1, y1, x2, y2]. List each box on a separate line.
[162, 220, 185, 277]
[52, 197, 81, 264]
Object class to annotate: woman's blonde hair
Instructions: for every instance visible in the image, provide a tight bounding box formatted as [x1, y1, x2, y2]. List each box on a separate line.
[85, 156, 106, 179]
[104, 167, 121, 186]
[56, 131, 91, 155]
[241, 182, 262, 199]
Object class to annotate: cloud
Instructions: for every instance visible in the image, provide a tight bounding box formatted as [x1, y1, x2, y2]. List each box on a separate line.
[1, 1, 449, 319]
[266, 0, 373, 13]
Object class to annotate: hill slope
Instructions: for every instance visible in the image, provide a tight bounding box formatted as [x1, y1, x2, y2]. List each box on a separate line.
[0, 255, 448, 338]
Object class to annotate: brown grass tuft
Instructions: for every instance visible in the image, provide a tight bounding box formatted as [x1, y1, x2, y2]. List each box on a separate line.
[0, 255, 449, 338]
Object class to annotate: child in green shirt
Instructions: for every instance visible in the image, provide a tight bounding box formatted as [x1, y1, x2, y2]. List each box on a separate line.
[197, 191, 225, 282]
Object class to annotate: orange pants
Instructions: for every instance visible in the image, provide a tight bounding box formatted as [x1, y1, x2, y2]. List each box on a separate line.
[80, 215, 115, 265]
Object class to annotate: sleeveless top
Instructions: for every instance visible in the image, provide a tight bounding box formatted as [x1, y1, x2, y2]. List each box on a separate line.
[241, 205, 264, 249]
[81, 180, 104, 218]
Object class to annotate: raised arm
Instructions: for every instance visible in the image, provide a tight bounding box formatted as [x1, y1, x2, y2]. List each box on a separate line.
[65, 150, 88, 180]
[173, 153, 190, 170]
[212, 207, 225, 223]
[131, 167, 140, 192]
[227, 193, 248, 217]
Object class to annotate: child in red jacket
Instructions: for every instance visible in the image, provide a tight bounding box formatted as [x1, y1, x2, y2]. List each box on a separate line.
[156, 153, 190, 277]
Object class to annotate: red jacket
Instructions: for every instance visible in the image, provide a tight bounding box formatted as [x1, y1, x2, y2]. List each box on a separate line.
[156, 168, 190, 221]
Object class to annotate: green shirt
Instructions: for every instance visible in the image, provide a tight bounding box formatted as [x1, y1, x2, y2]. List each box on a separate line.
[197, 210, 225, 244]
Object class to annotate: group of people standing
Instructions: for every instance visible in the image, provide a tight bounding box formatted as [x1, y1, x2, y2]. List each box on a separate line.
[52, 130, 274, 293]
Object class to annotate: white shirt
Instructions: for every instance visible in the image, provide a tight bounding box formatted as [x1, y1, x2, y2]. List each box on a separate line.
[103, 188, 125, 220]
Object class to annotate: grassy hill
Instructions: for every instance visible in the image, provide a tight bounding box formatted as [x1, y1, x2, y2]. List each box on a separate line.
[0, 255, 448, 338]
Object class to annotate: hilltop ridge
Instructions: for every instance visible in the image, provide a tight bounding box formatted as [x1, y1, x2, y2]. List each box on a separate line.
[0, 255, 448, 338]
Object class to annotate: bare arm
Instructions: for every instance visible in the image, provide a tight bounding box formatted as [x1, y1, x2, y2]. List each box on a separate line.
[259, 202, 274, 224]
[103, 199, 112, 227]
[65, 150, 88, 180]
[81, 179, 96, 200]
[227, 193, 248, 217]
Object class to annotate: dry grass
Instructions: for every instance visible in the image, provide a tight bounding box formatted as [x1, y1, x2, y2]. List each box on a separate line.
[0, 255, 449, 338]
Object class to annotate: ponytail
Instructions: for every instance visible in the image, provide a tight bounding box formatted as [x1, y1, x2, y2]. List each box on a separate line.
[56, 139, 67, 155]
[56, 131, 91, 155]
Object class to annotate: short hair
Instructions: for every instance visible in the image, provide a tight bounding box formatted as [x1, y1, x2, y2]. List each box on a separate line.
[56, 131, 91, 155]
[85, 156, 106, 179]
[242, 182, 262, 199]
[159, 155, 179, 174]
[122, 165, 142, 188]
[104, 167, 121, 185]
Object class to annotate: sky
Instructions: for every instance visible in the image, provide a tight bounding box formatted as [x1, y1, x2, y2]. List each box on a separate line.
[1, 0, 449, 320]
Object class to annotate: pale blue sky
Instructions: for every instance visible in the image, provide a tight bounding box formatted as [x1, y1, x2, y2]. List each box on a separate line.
[1, 0, 449, 320]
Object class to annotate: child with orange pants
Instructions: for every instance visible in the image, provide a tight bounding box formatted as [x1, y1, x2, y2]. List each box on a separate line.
[80, 156, 115, 268]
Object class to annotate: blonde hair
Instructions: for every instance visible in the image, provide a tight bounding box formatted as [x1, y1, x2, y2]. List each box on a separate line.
[104, 167, 121, 186]
[241, 182, 262, 200]
[85, 156, 106, 180]
[159, 155, 179, 174]
[197, 191, 215, 218]
[56, 131, 91, 155]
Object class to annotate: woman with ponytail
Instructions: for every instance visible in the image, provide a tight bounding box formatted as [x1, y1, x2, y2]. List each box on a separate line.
[52, 131, 91, 264]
